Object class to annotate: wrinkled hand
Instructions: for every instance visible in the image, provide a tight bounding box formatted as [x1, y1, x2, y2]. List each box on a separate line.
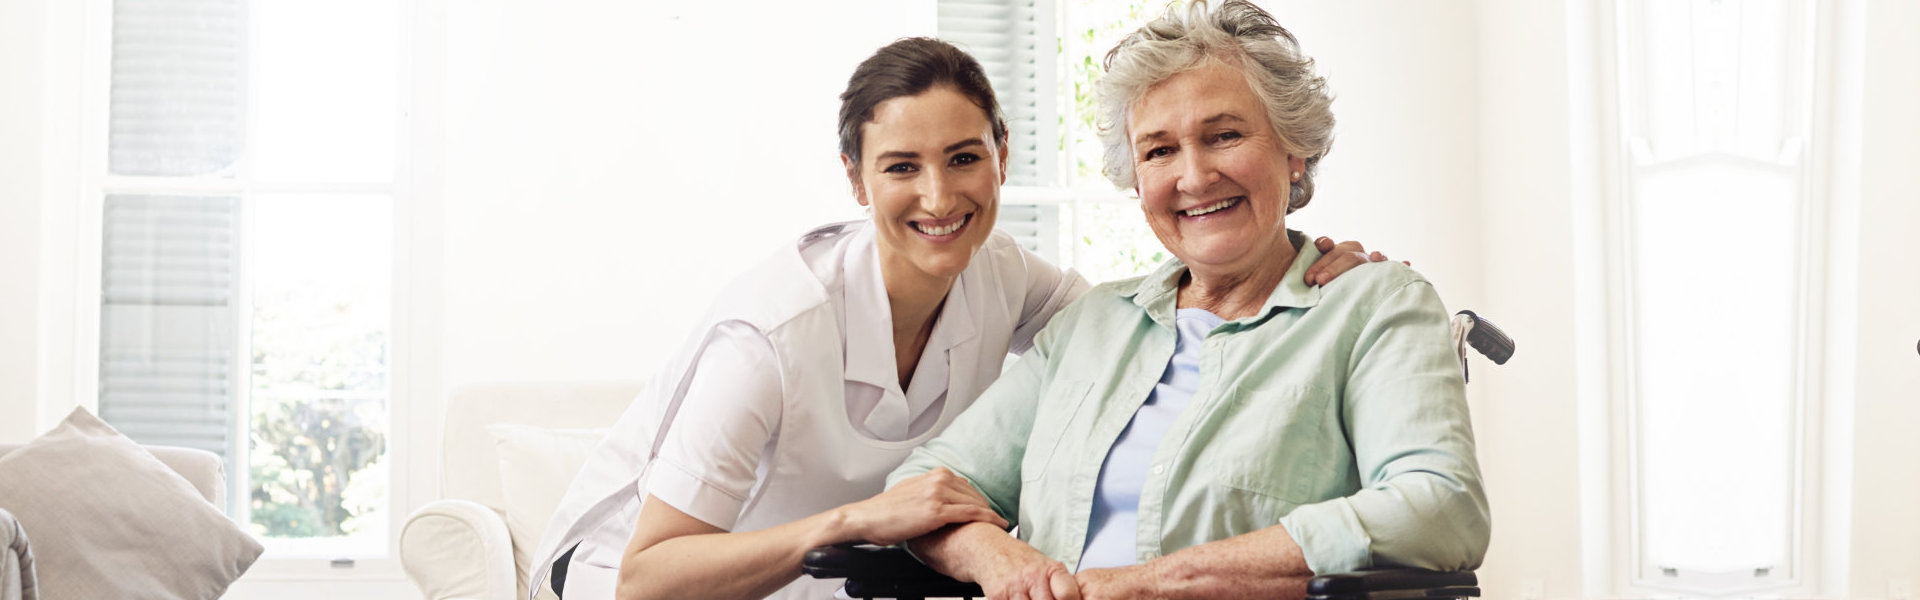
[970, 539, 1081, 600]
[842, 468, 1007, 546]
[1073, 565, 1158, 600]
[1304, 237, 1408, 286]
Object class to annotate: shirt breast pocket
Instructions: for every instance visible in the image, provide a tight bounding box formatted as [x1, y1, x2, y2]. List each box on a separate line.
[1020, 379, 1092, 483]
[1205, 382, 1338, 504]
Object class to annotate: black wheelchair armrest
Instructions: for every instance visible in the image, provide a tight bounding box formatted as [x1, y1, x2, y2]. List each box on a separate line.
[802, 543, 985, 599]
[805, 543, 1477, 600]
[1306, 568, 1480, 600]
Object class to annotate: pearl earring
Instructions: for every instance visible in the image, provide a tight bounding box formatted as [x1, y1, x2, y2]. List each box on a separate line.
[1291, 171, 1301, 181]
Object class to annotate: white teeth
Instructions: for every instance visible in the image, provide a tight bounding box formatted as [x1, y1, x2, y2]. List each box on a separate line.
[1182, 198, 1239, 216]
[914, 220, 964, 236]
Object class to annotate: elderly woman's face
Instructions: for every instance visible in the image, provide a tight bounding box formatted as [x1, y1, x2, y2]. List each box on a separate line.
[1128, 61, 1306, 276]
[847, 85, 1007, 288]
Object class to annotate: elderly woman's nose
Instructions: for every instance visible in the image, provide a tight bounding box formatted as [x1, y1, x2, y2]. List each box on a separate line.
[1176, 150, 1219, 195]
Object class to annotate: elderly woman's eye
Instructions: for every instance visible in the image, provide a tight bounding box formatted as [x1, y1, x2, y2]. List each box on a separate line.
[1143, 146, 1174, 160]
[1213, 131, 1242, 143]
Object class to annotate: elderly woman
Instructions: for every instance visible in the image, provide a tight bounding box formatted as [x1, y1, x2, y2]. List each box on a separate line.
[888, 2, 1491, 599]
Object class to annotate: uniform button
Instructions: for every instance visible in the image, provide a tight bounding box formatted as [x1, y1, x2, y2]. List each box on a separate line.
[1152, 464, 1165, 475]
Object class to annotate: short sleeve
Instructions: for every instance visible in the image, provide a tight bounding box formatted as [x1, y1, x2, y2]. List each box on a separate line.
[1008, 245, 1090, 355]
[645, 321, 784, 531]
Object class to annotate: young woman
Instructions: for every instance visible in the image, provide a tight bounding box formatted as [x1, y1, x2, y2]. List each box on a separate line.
[526, 37, 1386, 600]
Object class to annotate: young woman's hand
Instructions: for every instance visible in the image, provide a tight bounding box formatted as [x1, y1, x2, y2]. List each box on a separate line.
[1304, 236, 1407, 286]
[837, 467, 1008, 546]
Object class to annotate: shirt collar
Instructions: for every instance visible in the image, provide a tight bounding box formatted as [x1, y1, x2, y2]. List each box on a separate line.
[840, 229, 975, 392]
[1126, 229, 1323, 327]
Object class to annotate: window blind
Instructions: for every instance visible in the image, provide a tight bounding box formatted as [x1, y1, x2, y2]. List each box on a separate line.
[995, 203, 1060, 263]
[939, 0, 1064, 264]
[937, 0, 1051, 187]
[98, 195, 242, 465]
[108, 0, 247, 177]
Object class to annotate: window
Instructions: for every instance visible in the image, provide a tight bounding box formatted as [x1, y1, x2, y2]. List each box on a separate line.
[93, 0, 404, 559]
[939, 0, 1168, 283]
[1607, 0, 1818, 594]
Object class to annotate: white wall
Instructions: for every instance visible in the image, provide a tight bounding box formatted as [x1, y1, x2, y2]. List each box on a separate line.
[1264, 1, 1485, 311]
[0, 0, 48, 444]
[1845, 0, 1920, 593]
[1470, 1, 1587, 598]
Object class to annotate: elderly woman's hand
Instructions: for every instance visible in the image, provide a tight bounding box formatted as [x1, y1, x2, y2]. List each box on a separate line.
[909, 521, 1080, 600]
[1304, 237, 1406, 287]
[967, 536, 1080, 600]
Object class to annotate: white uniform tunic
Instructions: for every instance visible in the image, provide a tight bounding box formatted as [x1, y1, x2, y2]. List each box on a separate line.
[528, 221, 1087, 600]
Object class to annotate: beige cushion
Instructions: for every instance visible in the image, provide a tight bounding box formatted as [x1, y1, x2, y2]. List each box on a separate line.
[0, 407, 264, 599]
[488, 424, 607, 600]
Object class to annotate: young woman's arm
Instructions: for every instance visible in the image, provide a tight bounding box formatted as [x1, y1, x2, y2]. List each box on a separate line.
[615, 468, 1003, 600]
[608, 322, 1003, 600]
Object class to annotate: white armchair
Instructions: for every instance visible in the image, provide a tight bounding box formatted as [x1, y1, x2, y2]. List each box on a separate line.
[401, 381, 644, 600]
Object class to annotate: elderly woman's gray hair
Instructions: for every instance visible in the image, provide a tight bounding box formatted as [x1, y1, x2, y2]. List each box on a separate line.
[1098, 0, 1335, 213]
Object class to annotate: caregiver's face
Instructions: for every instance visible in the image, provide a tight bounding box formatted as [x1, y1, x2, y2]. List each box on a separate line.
[850, 85, 1007, 286]
[1129, 60, 1305, 275]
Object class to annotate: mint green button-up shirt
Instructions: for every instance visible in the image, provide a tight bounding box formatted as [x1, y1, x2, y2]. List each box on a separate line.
[888, 231, 1490, 575]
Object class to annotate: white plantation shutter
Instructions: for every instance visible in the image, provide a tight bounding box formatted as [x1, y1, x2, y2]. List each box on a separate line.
[98, 195, 242, 464]
[995, 204, 1059, 262]
[937, 0, 1058, 187]
[108, 0, 247, 177]
[99, 0, 249, 504]
[939, 0, 1063, 263]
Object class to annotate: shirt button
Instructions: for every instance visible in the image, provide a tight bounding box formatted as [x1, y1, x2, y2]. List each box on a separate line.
[1152, 464, 1165, 475]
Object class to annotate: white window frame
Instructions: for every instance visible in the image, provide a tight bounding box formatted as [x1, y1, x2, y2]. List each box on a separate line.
[1586, 0, 1833, 596]
[69, 0, 418, 581]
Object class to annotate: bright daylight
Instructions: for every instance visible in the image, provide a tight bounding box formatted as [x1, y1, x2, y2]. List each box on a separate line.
[1, 1, 1915, 600]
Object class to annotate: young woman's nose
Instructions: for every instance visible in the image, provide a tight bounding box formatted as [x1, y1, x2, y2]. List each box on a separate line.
[918, 167, 960, 216]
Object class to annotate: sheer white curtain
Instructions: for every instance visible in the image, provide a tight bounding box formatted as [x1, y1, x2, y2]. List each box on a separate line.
[1616, 0, 1814, 592]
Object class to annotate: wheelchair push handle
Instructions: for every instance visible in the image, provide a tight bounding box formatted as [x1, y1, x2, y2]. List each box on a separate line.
[1454, 310, 1515, 365]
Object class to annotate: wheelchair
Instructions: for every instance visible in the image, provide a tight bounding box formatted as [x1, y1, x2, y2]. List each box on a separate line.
[801, 310, 1515, 600]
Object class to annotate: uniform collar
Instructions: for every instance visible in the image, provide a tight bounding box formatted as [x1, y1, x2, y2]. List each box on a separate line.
[841, 230, 976, 394]
[1126, 229, 1322, 327]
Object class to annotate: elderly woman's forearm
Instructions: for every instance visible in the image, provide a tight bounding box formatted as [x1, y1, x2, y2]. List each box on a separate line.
[1277, 471, 1490, 573]
[906, 521, 1011, 581]
[1140, 524, 1314, 600]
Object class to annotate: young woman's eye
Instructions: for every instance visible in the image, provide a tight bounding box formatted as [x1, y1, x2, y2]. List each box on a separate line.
[951, 153, 981, 166]
[883, 162, 917, 174]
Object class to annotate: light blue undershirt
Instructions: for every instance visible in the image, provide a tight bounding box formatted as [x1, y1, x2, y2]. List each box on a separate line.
[1077, 307, 1224, 571]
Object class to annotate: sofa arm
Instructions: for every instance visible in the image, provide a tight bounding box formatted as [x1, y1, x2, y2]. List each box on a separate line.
[401, 500, 516, 600]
